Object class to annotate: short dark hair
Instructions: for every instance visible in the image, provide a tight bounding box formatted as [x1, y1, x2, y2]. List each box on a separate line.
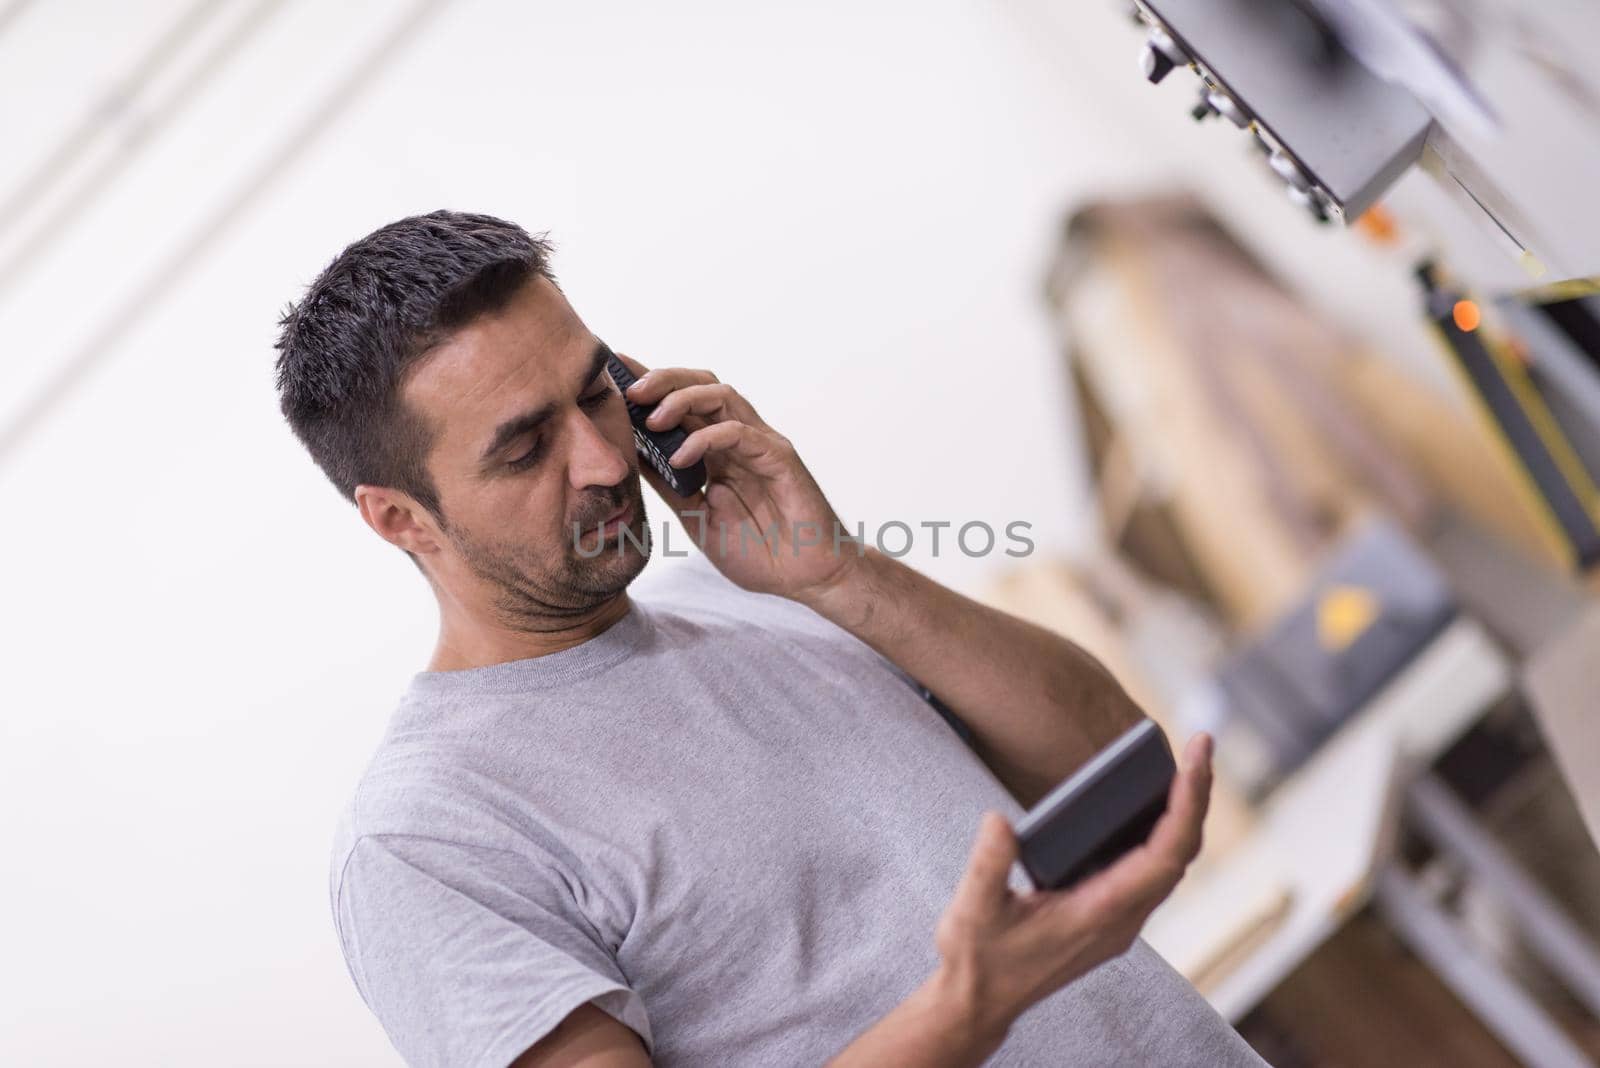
[274, 210, 556, 520]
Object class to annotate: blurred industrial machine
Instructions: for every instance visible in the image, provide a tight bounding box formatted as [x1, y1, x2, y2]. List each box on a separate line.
[985, 2, 1600, 1048]
[985, 4, 1600, 1048]
[1114, 0, 1600, 832]
[1127, 0, 1600, 293]
[978, 4, 1600, 1061]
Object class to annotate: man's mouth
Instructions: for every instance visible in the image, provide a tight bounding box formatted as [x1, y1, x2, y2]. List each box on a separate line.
[592, 501, 634, 538]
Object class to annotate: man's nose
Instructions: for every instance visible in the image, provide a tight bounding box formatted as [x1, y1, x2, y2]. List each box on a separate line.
[565, 408, 632, 490]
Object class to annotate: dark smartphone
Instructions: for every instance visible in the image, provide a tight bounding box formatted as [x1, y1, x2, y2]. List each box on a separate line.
[603, 346, 707, 498]
[1014, 718, 1176, 891]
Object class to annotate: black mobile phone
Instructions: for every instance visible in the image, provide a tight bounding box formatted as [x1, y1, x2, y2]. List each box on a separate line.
[1014, 718, 1176, 891]
[603, 347, 707, 498]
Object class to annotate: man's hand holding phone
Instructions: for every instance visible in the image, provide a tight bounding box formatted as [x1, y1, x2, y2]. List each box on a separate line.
[610, 353, 858, 603]
[827, 733, 1214, 1067]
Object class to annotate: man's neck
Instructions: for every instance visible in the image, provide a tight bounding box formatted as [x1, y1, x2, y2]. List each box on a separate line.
[426, 592, 633, 672]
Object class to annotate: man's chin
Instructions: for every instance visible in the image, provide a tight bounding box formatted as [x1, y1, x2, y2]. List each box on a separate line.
[571, 511, 651, 587]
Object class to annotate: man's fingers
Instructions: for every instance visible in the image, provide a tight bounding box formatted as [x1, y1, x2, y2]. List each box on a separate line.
[1145, 733, 1212, 866]
[1063, 840, 1181, 926]
[623, 364, 718, 404]
[645, 383, 767, 432]
[951, 812, 1019, 919]
[669, 420, 790, 473]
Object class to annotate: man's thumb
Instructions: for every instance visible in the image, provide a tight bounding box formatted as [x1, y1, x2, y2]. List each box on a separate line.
[952, 812, 1018, 916]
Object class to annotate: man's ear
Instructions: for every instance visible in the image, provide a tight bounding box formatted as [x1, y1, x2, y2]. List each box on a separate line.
[354, 484, 444, 556]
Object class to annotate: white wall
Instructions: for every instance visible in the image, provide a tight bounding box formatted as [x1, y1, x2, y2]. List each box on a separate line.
[0, 3, 1123, 1064]
[0, 2, 1450, 1064]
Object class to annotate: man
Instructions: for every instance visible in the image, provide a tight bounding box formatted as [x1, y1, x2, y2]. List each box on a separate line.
[276, 211, 1264, 1067]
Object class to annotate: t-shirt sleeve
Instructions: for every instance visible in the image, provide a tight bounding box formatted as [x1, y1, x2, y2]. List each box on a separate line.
[333, 833, 652, 1068]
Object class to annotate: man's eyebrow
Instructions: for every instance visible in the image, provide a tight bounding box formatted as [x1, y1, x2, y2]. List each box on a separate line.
[477, 341, 613, 468]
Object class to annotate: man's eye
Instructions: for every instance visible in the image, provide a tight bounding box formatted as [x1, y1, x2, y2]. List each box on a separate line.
[580, 387, 612, 410]
[507, 440, 543, 471]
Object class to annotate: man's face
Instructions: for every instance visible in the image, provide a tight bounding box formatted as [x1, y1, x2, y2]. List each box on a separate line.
[401, 276, 651, 625]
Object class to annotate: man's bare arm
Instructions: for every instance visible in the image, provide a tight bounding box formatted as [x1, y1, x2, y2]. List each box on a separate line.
[797, 546, 1142, 806]
[510, 1004, 651, 1068]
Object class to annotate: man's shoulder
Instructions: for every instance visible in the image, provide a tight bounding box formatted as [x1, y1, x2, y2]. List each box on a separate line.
[327, 730, 485, 886]
[632, 552, 843, 638]
[635, 553, 950, 726]
[333, 731, 486, 848]
[327, 749, 547, 945]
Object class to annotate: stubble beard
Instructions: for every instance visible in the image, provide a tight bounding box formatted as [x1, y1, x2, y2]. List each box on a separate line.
[444, 472, 652, 631]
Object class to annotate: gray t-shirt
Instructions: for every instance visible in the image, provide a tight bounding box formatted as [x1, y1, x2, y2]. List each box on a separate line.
[331, 555, 1264, 1067]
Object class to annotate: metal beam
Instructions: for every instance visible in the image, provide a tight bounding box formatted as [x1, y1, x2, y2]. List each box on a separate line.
[1407, 773, 1600, 1019]
[1374, 865, 1595, 1068]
